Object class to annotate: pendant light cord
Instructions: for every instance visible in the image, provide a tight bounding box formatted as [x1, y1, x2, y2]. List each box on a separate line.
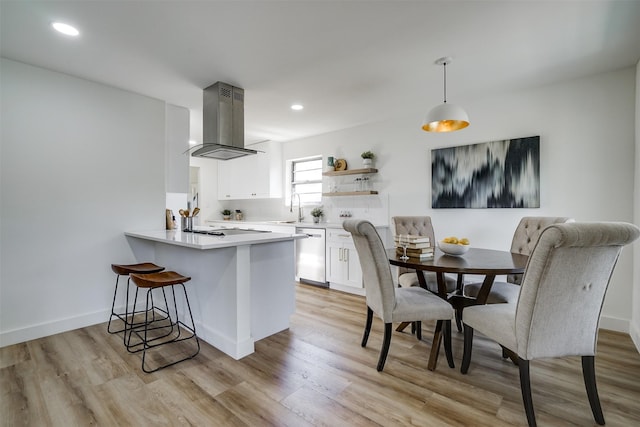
[443, 62, 447, 104]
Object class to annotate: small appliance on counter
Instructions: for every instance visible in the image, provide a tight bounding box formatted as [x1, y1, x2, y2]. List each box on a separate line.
[166, 209, 176, 230]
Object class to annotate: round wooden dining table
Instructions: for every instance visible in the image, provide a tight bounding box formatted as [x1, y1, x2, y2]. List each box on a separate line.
[389, 247, 529, 364]
[388, 247, 529, 308]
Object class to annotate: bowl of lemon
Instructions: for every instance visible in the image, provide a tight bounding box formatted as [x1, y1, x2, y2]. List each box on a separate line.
[439, 236, 470, 256]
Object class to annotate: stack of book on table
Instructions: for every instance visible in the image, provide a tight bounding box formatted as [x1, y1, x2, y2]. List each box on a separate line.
[394, 235, 434, 259]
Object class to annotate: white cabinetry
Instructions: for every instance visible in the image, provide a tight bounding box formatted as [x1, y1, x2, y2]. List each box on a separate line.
[218, 141, 282, 200]
[326, 229, 364, 295]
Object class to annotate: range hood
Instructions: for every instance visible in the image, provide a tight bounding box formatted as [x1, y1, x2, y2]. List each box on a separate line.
[191, 82, 257, 160]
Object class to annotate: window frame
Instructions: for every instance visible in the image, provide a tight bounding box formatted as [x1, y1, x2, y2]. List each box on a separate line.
[289, 155, 323, 207]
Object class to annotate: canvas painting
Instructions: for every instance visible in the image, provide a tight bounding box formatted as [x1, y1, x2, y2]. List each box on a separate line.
[431, 136, 540, 208]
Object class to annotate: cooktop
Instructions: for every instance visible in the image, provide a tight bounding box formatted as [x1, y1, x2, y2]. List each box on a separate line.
[190, 228, 271, 236]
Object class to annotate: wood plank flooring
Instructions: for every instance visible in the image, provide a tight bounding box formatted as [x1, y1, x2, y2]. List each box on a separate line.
[2, 283, 640, 426]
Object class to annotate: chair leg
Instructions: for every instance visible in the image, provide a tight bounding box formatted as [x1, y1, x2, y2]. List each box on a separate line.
[455, 309, 463, 332]
[415, 321, 422, 340]
[582, 356, 605, 425]
[107, 274, 122, 333]
[461, 324, 474, 374]
[361, 306, 373, 347]
[427, 320, 443, 371]
[518, 358, 537, 427]
[443, 320, 454, 368]
[377, 323, 392, 371]
[124, 286, 140, 349]
[455, 274, 464, 332]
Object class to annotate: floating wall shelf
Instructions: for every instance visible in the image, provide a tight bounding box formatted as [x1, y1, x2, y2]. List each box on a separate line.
[322, 168, 378, 177]
[322, 191, 379, 197]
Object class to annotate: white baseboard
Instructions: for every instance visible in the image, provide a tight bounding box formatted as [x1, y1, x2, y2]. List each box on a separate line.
[0, 308, 110, 348]
[598, 314, 629, 333]
[329, 282, 366, 296]
[630, 321, 640, 353]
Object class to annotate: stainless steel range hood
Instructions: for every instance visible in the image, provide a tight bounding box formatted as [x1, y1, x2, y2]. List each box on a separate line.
[191, 82, 257, 160]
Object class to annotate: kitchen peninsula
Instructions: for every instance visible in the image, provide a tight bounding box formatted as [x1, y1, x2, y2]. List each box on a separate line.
[125, 228, 305, 359]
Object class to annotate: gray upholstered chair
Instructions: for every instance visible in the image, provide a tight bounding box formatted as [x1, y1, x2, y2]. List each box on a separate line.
[464, 216, 573, 304]
[460, 222, 640, 427]
[393, 216, 464, 332]
[343, 219, 455, 372]
[391, 216, 458, 292]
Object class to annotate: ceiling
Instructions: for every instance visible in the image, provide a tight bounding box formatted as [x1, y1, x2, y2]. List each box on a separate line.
[2, 1, 640, 145]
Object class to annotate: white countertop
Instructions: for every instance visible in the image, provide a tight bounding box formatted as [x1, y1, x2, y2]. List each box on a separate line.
[125, 229, 305, 250]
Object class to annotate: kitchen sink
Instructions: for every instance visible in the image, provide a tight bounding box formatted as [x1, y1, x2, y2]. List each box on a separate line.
[266, 220, 298, 224]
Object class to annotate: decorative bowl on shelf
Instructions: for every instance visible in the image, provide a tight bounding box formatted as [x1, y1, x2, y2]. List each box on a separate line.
[438, 241, 470, 256]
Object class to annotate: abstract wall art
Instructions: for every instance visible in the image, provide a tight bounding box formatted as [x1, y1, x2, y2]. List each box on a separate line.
[431, 136, 540, 208]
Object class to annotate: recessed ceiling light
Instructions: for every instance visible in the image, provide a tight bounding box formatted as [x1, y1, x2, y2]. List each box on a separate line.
[291, 104, 304, 111]
[51, 22, 80, 37]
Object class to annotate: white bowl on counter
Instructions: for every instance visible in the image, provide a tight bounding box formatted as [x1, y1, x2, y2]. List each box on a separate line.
[438, 241, 470, 256]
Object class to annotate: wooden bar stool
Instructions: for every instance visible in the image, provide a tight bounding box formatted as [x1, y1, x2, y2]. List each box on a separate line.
[108, 263, 165, 335]
[126, 271, 200, 373]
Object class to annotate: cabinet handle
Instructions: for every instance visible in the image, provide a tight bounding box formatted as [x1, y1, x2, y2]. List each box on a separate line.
[339, 248, 343, 261]
[344, 248, 349, 262]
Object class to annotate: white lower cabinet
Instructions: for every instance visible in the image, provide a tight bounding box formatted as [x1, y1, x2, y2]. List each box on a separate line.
[326, 229, 364, 295]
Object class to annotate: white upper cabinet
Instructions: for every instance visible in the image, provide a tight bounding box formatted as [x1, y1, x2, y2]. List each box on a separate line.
[217, 141, 283, 200]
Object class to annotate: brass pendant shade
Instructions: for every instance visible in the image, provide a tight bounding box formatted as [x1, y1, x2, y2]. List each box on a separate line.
[423, 57, 469, 132]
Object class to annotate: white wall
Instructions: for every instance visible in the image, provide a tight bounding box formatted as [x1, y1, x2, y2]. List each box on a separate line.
[279, 67, 636, 332]
[165, 104, 190, 194]
[632, 59, 640, 350]
[0, 59, 166, 346]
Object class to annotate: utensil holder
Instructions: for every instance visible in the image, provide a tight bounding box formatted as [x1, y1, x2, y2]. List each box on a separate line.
[181, 217, 193, 232]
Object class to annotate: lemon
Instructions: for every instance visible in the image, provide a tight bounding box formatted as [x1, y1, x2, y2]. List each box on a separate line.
[443, 236, 469, 245]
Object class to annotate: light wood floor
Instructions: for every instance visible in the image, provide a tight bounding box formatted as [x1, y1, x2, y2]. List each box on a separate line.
[2, 283, 640, 426]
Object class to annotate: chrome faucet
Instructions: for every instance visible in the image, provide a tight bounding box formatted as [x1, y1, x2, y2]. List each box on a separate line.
[290, 193, 304, 222]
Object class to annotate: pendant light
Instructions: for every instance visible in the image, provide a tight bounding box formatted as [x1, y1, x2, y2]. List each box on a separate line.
[422, 57, 469, 132]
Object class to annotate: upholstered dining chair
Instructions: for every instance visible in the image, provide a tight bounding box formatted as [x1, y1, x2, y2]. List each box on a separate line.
[391, 216, 458, 292]
[393, 216, 462, 332]
[464, 216, 573, 304]
[460, 221, 639, 427]
[343, 219, 455, 372]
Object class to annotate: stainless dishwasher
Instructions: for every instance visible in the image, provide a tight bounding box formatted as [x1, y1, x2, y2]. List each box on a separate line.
[295, 227, 328, 287]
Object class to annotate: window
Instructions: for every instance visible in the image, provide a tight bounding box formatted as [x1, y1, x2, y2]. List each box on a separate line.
[291, 156, 323, 205]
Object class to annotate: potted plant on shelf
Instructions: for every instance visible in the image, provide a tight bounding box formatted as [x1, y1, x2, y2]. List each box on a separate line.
[221, 209, 232, 220]
[310, 207, 324, 224]
[361, 150, 375, 167]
